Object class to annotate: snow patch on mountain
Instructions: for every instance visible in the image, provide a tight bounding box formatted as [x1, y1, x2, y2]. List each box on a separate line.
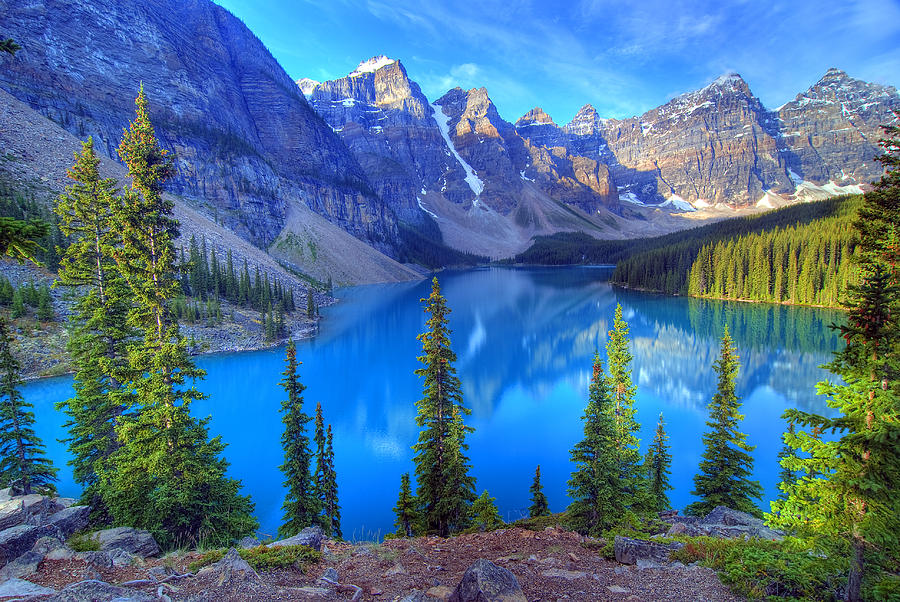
[296, 78, 319, 97]
[660, 194, 696, 212]
[430, 101, 484, 197]
[350, 56, 396, 77]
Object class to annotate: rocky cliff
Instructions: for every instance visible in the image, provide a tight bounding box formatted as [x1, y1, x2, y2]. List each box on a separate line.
[0, 0, 399, 255]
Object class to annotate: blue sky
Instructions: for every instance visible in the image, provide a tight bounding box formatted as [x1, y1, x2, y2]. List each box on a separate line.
[215, 0, 900, 124]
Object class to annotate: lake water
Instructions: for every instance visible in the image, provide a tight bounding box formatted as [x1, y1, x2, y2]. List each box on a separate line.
[23, 266, 843, 540]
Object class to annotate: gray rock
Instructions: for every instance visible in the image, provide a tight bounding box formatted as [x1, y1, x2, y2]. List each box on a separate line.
[148, 565, 177, 580]
[0, 523, 61, 566]
[45, 506, 91, 538]
[607, 585, 630, 594]
[320, 566, 339, 583]
[32, 535, 68, 555]
[53, 497, 78, 509]
[700, 506, 784, 540]
[703, 506, 766, 529]
[0, 549, 44, 578]
[0, 494, 64, 531]
[0, 488, 11, 503]
[91, 527, 161, 558]
[666, 522, 688, 536]
[197, 548, 260, 588]
[0, 577, 57, 597]
[269, 525, 324, 551]
[399, 591, 430, 602]
[448, 559, 527, 602]
[46, 579, 155, 601]
[78, 548, 139, 569]
[614, 536, 684, 565]
[636, 558, 664, 570]
[237, 535, 260, 549]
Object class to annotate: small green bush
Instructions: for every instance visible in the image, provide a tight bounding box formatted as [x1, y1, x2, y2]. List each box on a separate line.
[68, 531, 100, 552]
[188, 545, 320, 573]
[510, 512, 568, 532]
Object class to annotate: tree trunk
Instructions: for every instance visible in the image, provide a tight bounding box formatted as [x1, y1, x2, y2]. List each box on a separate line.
[847, 536, 864, 602]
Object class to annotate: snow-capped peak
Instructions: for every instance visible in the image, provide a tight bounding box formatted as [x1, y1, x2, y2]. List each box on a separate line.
[296, 78, 320, 97]
[350, 56, 396, 77]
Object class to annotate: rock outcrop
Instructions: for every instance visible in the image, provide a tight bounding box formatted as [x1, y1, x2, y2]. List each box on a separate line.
[448, 558, 527, 602]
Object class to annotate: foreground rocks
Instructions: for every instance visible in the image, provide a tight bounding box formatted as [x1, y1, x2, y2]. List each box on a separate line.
[662, 505, 784, 541]
[449, 559, 527, 602]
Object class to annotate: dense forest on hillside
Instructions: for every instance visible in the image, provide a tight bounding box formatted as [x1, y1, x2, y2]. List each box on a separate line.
[514, 196, 861, 308]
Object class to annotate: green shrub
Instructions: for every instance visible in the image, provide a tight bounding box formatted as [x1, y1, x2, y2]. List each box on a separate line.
[68, 531, 100, 552]
[188, 545, 321, 573]
[511, 511, 568, 532]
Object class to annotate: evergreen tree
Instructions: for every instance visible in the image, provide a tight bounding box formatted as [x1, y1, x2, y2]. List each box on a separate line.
[412, 277, 476, 537]
[774, 422, 797, 502]
[528, 465, 549, 518]
[0, 317, 56, 494]
[605, 305, 645, 509]
[567, 351, 621, 534]
[320, 425, 341, 539]
[644, 413, 673, 512]
[770, 116, 900, 601]
[686, 327, 761, 517]
[393, 472, 417, 537]
[0, 39, 21, 56]
[307, 290, 315, 319]
[36, 285, 53, 321]
[312, 401, 325, 497]
[278, 341, 317, 538]
[100, 87, 256, 549]
[10, 289, 24, 319]
[472, 490, 503, 531]
[54, 137, 135, 512]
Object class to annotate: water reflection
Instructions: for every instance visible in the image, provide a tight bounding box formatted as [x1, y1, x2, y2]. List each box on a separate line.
[23, 267, 841, 539]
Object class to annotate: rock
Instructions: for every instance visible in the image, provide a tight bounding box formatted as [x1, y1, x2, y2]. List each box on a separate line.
[0, 577, 57, 597]
[296, 586, 332, 597]
[0, 488, 11, 503]
[46, 579, 155, 601]
[238, 535, 261, 549]
[148, 565, 177, 580]
[45, 505, 91, 538]
[320, 566, 340, 583]
[53, 497, 78, 509]
[607, 585, 630, 594]
[91, 526, 161, 558]
[78, 548, 139, 569]
[269, 525, 324, 551]
[541, 568, 587, 580]
[400, 591, 429, 602]
[385, 563, 408, 576]
[0, 523, 61, 566]
[427, 585, 454, 600]
[666, 522, 688, 536]
[197, 548, 260, 588]
[32, 535, 68, 555]
[448, 559, 527, 602]
[703, 506, 765, 528]
[0, 549, 43, 578]
[700, 506, 784, 540]
[614, 536, 684, 565]
[613, 566, 629, 575]
[0, 494, 63, 530]
[636, 558, 664, 570]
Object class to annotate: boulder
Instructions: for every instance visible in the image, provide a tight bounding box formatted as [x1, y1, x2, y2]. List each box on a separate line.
[91, 526, 160, 558]
[78, 548, 139, 569]
[703, 506, 766, 528]
[448, 559, 527, 602]
[0, 523, 61, 566]
[0, 488, 12, 503]
[46, 579, 155, 601]
[319, 566, 339, 583]
[238, 535, 260, 549]
[614, 536, 684, 565]
[0, 494, 63, 530]
[0, 549, 43, 578]
[700, 506, 783, 540]
[269, 525, 324, 551]
[0, 577, 57, 597]
[197, 548, 261, 589]
[45, 505, 91, 538]
[399, 591, 430, 602]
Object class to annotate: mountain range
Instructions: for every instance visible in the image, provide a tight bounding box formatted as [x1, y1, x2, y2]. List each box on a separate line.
[0, 0, 897, 280]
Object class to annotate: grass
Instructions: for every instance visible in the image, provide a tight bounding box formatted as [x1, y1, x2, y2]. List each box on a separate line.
[188, 544, 321, 573]
[68, 531, 100, 552]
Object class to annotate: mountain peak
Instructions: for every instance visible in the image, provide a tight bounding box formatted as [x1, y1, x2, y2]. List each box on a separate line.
[296, 77, 319, 97]
[702, 72, 749, 94]
[516, 107, 556, 127]
[350, 56, 396, 77]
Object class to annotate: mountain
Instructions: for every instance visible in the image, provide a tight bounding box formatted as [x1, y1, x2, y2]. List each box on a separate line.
[554, 70, 898, 210]
[0, 0, 401, 262]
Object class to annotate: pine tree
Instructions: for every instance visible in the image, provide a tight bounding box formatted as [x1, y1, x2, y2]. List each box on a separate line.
[312, 402, 325, 498]
[99, 87, 256, 549]
[10, 289, 24, 319]
[686, 327, 761, 517]
[54, 137, 135, 512]
[770, 116, 900, 601]
[307, 290, 315, 319]
[320, 425, 341, 539]
[393, 472, 417, 537]
[0, 39, 21, 56]
[472, 490, 503, 531]
[528, 465, 549, 518]
[605, 305, 645, 509]
[278, 341, 317, 538]
[36, 285, 53, 321]
[644, 413, 673, 512]
[567, 351, 621, 534]
[412, 277, 476, 537]
[0, 317, 56, 494]
[774, 422, 798, 502]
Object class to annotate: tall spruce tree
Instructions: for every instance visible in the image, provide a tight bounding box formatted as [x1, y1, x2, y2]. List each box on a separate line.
[312, 402, 326, 499]
[528, 465, 549, 518]
[54, 137, 135, 512]
[472, 490, 503, 531]
[686, 327, 761, 517]
[412, 277, 475, 537]
[99, 87, 256, 549]
[567, 351, 621, 534]
[393, 472, 417, 537]
[605, 305, 644, 508]
[319, 425, 341, 539]
[644, 413, 673, 512]
[769, 117, 900, 601]
[0, 317, 56, 494]
[278, 341, 317, 538]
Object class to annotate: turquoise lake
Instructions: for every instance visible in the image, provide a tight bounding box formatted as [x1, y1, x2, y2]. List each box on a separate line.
[23, 266, 842, 540]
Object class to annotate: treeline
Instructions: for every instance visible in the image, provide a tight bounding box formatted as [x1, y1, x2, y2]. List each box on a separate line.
[610, 196, 862, 306]
[397, 221, 487, 269]
[0, 276, 54, 321]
